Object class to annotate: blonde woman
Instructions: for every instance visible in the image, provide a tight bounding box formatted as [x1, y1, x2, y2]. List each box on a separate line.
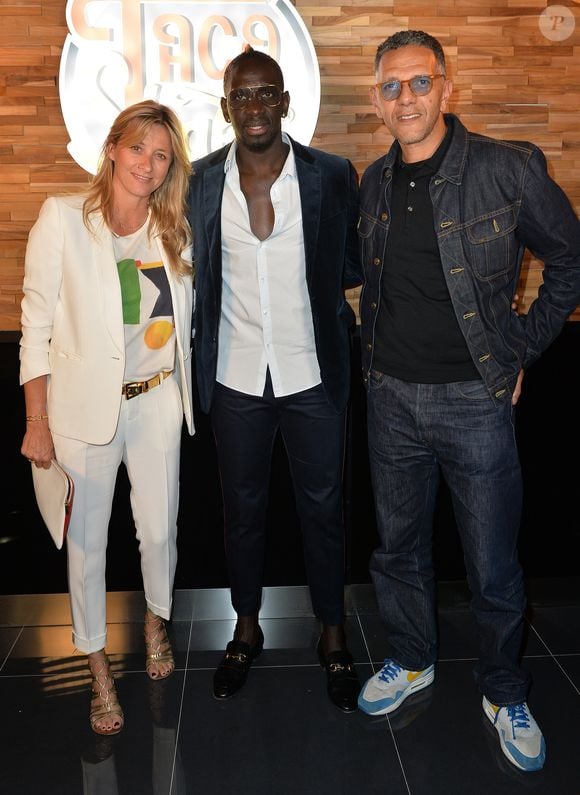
[19, 100, 194, 735]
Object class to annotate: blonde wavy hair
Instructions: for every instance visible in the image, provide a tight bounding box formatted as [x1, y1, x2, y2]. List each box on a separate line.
[83, 100, 192, 276]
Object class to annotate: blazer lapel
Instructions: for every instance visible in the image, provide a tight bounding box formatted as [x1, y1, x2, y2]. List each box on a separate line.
[92, 214, 125, 354]
[202, 161, 227, 280]
[294, 142, 321, 287]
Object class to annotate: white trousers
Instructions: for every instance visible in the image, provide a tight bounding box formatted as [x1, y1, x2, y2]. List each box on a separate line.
[53, 375, 183, 653]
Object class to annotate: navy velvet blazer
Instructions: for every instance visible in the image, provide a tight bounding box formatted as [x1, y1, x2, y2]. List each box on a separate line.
[188, 136, 362, 414]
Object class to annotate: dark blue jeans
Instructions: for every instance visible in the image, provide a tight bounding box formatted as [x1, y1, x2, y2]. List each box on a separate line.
[367, 371, 530, 705]
[210, 377, 347, 625]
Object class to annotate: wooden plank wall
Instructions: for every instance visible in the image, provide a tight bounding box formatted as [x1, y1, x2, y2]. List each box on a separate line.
[1, 0, 579, 330]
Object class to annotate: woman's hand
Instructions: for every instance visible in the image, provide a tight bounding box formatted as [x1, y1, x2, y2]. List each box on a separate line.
[22, 420, 55, 468]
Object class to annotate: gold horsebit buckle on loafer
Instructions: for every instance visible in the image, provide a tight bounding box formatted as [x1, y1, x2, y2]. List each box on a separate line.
[122, 370, 173, 400]
[329, 661, 355, 673]
[224, 651, 248, 664]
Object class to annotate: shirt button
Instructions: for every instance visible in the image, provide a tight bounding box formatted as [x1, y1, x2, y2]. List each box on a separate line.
[373, 257, 381, 266]
[366, 343, 372, 351]
[370, 302, 377, 310]
[380, 213, 388, 221]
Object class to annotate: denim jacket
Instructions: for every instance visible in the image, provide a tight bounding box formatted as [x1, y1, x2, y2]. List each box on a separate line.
[358, 113, 580, 403]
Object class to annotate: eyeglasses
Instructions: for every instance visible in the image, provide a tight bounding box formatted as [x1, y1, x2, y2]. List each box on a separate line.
[375, 74, 445, 102]
[226, 85, 283, 110]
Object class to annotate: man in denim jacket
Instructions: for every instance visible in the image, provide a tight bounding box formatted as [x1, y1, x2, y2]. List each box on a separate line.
[356, 30, 580, 773]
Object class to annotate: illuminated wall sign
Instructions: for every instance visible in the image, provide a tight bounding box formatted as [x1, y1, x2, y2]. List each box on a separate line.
[59, 0, 321, 174]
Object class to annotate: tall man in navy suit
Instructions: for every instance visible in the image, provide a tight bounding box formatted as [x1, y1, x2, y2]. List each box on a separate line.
[187, 46, 362, 712]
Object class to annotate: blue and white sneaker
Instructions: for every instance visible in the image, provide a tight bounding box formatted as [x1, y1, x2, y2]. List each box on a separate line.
[358, 659, 435, 716]
[482, 696, 546, 772]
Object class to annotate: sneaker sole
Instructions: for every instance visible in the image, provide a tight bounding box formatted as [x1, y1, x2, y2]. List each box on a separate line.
[482, 698, 546, 772]
[358, 667, 434, 716]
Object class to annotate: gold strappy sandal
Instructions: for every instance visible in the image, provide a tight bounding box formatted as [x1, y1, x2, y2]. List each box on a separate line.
[144, 609, 175, 680]
[88, 652, 124, 736]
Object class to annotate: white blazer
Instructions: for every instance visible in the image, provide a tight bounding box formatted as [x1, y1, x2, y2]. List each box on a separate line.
[19, 195, 194, 444]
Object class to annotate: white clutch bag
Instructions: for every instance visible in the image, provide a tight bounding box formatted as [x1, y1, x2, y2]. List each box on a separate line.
[31, 459, 75, 549]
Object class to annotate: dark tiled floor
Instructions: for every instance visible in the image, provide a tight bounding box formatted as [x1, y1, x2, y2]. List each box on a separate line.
[1, 581, 579, 795]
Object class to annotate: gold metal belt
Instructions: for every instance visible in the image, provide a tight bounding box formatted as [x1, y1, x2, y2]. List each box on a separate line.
[122, 370, 173, 400]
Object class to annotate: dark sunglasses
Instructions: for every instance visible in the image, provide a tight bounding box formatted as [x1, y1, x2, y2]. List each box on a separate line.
[375, 74, 445, 102]
[226, 85, 283, 110]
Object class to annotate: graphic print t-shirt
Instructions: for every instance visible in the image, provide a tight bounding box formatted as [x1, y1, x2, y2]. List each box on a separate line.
[113, 225, 176, 381]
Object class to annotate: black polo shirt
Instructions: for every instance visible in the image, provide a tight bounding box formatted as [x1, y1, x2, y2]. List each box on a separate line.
[373, 126, 480, 383]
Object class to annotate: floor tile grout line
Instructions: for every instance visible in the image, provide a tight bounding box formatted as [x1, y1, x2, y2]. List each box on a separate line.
[168, 611, 195, 795]
[354, 607, 378, 673]
[6, 650, 579, 682]
[0, 624, 24, 673]
[387, 727, 413, 795]
[504, 613, 580, 700]
[525, 620, 580, 693]
[551, 656, 580, 697]
[526, 617, 557, 656]
[354, 606, 413, 794]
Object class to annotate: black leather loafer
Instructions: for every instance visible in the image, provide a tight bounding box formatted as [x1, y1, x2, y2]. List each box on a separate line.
[317, 637, 360, 713]
[213, 626, 264, 700]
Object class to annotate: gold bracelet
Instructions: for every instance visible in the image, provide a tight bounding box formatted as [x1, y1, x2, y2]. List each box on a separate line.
[26, 414, 48, 422]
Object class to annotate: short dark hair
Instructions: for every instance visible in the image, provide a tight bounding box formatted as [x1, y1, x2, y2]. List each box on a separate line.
[223, 44, 285, 93]
[374, 30, 446, 75]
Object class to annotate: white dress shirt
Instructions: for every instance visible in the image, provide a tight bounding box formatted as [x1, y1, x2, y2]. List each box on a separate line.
[216, 135, 321, 397]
